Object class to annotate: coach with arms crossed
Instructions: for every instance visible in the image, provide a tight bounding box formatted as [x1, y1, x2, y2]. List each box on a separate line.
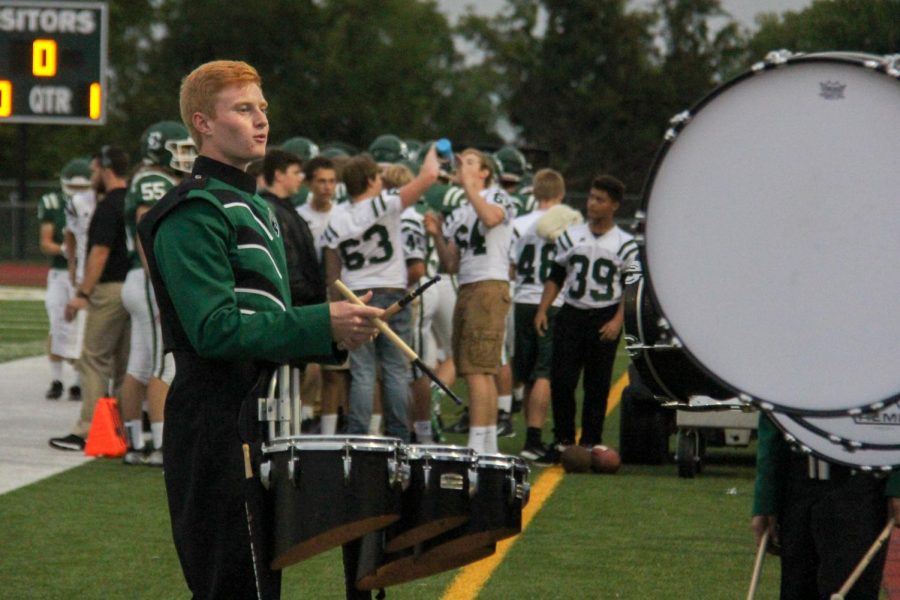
[138, 60, 380, 600]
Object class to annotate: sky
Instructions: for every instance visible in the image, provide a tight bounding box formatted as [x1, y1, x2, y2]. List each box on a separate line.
[436, 0, 814, 29]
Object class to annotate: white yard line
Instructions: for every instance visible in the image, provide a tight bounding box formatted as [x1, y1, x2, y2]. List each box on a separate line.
[0, 286, 46, 301]
[0, 355, 91, 496]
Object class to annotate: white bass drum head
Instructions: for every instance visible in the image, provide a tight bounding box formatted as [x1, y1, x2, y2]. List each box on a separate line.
[644, 53, 900, 415]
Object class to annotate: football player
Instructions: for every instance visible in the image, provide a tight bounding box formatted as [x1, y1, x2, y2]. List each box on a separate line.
[40, 158, 92, 400]
[279, 136, 320, 207]
[120, 121, 196, 465]
[382, 163, 443, 443]
[425, 149, 516, 454]
[297, 155, 345, 434]
[534, 175, 639, 462]
[494, 145, 535, 216]
[321, 146, 440, 442]
[508, 169, 573, 460]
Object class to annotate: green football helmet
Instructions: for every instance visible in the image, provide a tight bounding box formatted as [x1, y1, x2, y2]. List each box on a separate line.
[486, 153, 505, 182]
[403, 138, 424, 162]
[280, 137, 320, 161]
[368, 134, 409, 164]
[60, 157, 92, 196]
[320, 142, 352, 159]
[494, 145, 529, 183]
[140, 121, 197, 173]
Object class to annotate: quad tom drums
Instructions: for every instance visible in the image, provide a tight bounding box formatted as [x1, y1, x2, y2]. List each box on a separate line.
[384, 445, 478, 553]
[258, 433, 531, 588]
[261, 435, 405, 569]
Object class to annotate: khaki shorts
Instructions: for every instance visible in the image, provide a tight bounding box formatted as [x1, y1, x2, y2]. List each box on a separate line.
[452, 280, 511, 375]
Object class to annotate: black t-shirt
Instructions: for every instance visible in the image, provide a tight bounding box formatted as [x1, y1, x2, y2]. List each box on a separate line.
[87, 187, 130, 283]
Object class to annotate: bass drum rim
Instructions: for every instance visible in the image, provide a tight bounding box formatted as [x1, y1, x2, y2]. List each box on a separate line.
[623, 271, 731, 404]
[767, 409, 900, 471]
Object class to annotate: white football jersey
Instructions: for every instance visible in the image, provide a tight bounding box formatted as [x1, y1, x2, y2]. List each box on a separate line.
[64, 190, 97, 284]
[442, 187, 515, 285]
[321, 190, 407, 290]
[401, 206, 429, 266]
[510, 209, 563, 306]
[297, 202, 333, 261]
[553, 223, 640, 310]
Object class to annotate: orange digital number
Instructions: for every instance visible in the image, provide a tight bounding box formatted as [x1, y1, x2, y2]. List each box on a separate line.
[89, 82, 102, 119]
[33, 39, 58, 77]
[0, 81, 12, 117]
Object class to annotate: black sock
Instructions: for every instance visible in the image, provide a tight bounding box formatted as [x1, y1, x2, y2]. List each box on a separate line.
[526, 427, 542, 446]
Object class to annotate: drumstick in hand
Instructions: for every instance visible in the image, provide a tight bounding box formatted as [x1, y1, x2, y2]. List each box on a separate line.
[746, 530, 768, 600]
[830, 517, 895, 600]
[333, 279, 463, 406]
[382, 275, 442, 319]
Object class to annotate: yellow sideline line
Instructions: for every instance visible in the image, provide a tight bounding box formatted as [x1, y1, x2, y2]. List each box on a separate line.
[440, 371, 630, 600]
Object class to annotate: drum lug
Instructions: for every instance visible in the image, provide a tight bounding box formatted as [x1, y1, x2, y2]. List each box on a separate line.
[507, 471, 518, 505]
[624, 335, 641, 358]
[664, 110, 691, 141]
[342, 446, 352, 485]
[882, 54, 900, 78]
[752, 49, 794, 72]
[520, 482, 531, 507]
[468, 466, 479, 499]
[260, 460, 272, 490]
[387, 457, 407, 489]
[399, 460, 411, 490]
[422, 457, 432, 490]
[287, 446, 297, 484]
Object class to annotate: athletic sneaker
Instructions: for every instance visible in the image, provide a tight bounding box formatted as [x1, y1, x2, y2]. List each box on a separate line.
[48, 434, 85, 451]
[497, 411, 516, 438]
[520, 441, 548, 462]
[533, 443, 567, 466]
[45, 380, 63, 400]
[446, 408, 470, 434]
[68, 385, 81, 401]
[123, 449, 148, 466]
[146, 448, 163, 467]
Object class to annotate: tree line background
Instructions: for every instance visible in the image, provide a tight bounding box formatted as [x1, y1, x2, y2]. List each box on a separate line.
[1, 0, 898, 195]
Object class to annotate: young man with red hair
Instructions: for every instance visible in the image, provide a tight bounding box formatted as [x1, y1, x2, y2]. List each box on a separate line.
[139, 60, 380, 600]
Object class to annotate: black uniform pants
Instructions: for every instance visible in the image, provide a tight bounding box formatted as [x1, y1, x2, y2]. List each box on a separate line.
[778, 456, 888, 600]
[550, 304, 620, 446]
[165, 354, 281, 600]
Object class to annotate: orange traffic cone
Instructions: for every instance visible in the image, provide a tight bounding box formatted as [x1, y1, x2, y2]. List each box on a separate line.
[84, 397, 127, 457]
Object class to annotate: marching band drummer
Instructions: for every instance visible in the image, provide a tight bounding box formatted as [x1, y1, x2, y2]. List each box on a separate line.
[752, 413, 900, 599]
[138, 60, 382, 600]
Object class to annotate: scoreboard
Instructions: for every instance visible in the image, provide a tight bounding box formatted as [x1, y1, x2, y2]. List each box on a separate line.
[0, 1, 108, 125]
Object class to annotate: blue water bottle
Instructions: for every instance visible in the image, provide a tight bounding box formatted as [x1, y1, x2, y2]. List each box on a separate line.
[435, 138, 453, 162]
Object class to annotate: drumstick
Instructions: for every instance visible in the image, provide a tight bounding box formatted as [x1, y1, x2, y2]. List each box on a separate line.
[746, 530, 768, 600]
[382, 275, 441, 319]
[830, 517, 895, 600]
[333, 279, 463, 406]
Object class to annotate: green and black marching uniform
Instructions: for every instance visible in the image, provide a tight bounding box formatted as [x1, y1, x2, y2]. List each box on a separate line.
[753, 414, 900, 599]
[139, 156, 342, 600]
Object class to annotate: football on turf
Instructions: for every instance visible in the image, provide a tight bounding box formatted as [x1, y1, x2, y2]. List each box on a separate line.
[561, 445, 592, 473]
[591, 445, 621, 474]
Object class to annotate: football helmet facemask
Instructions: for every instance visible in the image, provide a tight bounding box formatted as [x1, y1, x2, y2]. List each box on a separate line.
[141, 121, 197, 173]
